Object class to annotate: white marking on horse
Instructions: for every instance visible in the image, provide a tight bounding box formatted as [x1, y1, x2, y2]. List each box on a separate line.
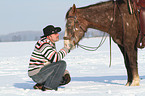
[126, 22, 129, 26]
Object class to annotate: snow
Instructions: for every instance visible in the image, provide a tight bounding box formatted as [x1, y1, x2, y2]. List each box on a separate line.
[0, 37, 145, 96]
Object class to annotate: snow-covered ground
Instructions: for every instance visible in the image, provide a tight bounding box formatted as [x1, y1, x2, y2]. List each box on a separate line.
[0, 37, 145, 96]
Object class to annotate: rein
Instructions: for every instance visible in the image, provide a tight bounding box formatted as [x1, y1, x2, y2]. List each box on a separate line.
[77, 33, 107, 51]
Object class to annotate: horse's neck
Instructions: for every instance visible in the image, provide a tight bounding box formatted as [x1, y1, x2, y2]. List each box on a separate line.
[77, 1, 125, 33]
[80, 2, 114, 32]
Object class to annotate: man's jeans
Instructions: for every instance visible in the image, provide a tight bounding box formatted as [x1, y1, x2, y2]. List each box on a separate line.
[30, 60, 66, 90]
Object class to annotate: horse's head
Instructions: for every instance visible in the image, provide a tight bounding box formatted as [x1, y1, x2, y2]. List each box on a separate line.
[64, 4, 88, 49]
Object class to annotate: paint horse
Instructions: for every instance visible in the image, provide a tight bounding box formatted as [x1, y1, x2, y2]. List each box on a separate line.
[64, 0, 140, 86]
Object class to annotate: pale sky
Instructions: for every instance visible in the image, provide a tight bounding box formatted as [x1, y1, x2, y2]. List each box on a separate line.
[0, 0, 108, 35]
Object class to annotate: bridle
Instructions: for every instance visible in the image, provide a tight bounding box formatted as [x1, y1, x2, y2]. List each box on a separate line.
[64, 14, 111, 52]
[68, 16, 86, 32]
[63, 15, 86, 45]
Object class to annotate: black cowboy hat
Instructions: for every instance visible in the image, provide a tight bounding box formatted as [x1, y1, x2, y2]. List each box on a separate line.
[41, 25, 61, 38]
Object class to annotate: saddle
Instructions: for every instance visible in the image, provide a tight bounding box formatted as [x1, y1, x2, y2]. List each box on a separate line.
[131, 0, 145, 48]
[137, 0, 145, 8]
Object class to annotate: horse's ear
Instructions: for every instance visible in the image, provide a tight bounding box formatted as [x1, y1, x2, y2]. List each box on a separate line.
[72, 4, 76, 14]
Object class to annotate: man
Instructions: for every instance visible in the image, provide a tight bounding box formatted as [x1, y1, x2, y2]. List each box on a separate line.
[28, 25, 71, 91]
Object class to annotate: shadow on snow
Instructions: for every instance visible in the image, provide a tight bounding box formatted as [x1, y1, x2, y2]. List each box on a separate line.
[14, 75, 145, 89]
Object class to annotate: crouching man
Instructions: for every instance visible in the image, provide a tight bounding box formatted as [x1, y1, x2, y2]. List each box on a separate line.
[28, 25, 71, 91]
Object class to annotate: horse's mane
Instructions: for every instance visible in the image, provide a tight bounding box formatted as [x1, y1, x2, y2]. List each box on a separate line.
[65, 0, 125, 19]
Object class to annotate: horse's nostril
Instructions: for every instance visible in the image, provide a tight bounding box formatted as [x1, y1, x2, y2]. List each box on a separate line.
[63, 37, 66, 40]
[63, 37, 70, 40]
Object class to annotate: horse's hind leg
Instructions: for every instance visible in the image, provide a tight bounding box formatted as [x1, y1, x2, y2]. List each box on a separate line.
[118, 44, 140, 86]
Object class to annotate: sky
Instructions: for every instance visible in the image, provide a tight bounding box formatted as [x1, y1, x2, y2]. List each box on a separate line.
[0, 0, 108, 35]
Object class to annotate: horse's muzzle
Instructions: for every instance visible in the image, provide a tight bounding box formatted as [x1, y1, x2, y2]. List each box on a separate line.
[63, 36, 77, 46]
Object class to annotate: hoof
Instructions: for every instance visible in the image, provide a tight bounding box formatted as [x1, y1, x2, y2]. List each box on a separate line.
[125, 81, 140, 86]
[125, 82, 130, 86]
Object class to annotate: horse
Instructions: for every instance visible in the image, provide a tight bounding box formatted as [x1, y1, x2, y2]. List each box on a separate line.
[63, 0, 140, 86]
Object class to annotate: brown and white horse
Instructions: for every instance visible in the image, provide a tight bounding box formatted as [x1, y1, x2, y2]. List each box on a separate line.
[64, 0, 140, 86]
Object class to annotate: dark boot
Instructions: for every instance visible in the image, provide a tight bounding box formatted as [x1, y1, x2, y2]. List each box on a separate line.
[59, 74, 71, 86]
[41, 86, 57, 91]
[33, 83, 43, 90]
[59, 70, 71, 86]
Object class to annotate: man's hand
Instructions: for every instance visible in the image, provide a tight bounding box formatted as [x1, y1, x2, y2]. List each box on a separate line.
[65, 44, 73, 50]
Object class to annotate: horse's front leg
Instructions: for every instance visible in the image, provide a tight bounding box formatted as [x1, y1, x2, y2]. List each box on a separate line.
[118, 44, 139, 86]
[125, 45, 140, 86]
[118, 45, 132, 85]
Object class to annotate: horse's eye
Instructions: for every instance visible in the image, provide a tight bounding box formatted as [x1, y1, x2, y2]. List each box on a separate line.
[67, 22, 72, 28]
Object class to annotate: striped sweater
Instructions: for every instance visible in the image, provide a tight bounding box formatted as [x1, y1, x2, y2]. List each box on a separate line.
[28, 37, 69, 76]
